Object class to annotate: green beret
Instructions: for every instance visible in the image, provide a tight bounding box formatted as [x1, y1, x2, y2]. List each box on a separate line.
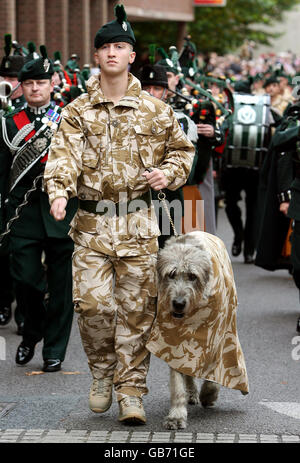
[66, 59, 78, 72]
[263, 75, 280, 89]
[18, 45, 54, 82]
[253, 72, 264, 82]
[94, 4, 135, 49]
[0, 55, 24, 77]
[234, 79, 252, 94]
[156, 58, 179, 75]
[156, 47, 180, 75]
[0, 34, 25, 77]
[140, 64, 168, 89]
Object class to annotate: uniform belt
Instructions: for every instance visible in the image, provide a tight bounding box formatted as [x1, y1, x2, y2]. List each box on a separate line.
[79, 191, 152, 216]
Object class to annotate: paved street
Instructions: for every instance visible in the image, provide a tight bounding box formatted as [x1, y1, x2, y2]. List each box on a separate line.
[1, 203, 300, 443]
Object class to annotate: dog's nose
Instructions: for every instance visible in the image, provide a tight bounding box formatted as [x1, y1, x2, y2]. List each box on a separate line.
[172, 299, 186, 311]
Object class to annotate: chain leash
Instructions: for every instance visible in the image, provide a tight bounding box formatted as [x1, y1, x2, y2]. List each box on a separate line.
[157, 190, 179, 237]
[145, 167, 180, 238]
[0, 173, 44, 246]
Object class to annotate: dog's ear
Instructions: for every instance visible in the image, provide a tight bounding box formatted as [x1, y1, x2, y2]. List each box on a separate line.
[184, 244, 212, 291]
[157, 248, 176, 279]
[195, 249, 213, 294]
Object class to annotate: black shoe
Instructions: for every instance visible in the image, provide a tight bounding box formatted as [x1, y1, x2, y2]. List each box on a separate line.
[42, 359, 62, 372]
[16, 321, 24, 336]
[244, 254, 254, 264]
[16, 342, 35, 365]
[297, 316, 300, 333]
[0, 306, 12, 326]
[232, 240, 242, 257]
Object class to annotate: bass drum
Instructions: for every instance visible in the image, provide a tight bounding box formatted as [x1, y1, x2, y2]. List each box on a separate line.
[225, 93, 271, 169]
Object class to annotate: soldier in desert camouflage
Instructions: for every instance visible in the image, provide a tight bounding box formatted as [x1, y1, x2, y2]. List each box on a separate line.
[44, 4, 194, 424]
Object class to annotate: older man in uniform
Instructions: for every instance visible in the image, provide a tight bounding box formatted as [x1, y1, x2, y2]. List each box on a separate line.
[256, 100, 300, 332]
[44, 5, 194, 424]
[0, 48, 77, 372]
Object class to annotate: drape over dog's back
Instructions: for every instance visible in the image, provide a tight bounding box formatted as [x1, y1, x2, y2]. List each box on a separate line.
[146, 231, 249, 395]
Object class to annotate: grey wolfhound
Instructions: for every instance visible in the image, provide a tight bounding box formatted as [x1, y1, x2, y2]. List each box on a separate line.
[153, 232, 223, 430]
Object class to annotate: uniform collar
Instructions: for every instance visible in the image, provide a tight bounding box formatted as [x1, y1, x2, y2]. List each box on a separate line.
[86, 73, 141, 109]
[25, 101, 51, 114]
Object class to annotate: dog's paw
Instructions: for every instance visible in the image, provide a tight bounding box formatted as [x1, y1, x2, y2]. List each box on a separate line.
[163, 416, 187, 430]
[188, 392, 200, 405]
[199, 381, 220, 408]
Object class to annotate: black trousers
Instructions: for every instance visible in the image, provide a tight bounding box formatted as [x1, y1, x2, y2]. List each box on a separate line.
[223, 167, 259, 256]
[0, 252, 24, 325]
[10, 235, 74, 361]
[291, 221, 300, 290]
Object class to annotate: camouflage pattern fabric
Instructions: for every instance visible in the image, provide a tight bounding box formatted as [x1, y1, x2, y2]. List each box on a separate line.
[146, 231, 249, 395]
[271, 94, 289, 116]
[44, 73, 194, 399]
[72, 244, 157, 400]
[44, 73, 195, 257]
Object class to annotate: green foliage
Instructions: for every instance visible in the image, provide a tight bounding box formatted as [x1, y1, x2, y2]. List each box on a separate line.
[132, 0, 300, 56]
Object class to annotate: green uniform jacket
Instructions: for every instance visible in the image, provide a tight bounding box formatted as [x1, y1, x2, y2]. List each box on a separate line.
[0, 104, 77, 239]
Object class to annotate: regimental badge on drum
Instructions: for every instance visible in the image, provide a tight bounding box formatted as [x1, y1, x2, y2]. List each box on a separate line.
[33, 137, 48, 152]
[237, 105, 257, 125]
[122, 21, 128, 31]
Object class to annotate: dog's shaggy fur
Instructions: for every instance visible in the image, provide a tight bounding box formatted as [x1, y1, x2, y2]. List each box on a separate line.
[157, 233, 220, 430]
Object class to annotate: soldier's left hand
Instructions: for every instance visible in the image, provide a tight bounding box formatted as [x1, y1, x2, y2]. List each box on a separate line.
[142, 168, 168, 190]
[279, 201, 290, 216]
[197, 124, 215, 138]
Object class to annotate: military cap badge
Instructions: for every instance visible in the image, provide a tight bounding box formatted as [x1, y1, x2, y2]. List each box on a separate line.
[43, 58, 50, 73]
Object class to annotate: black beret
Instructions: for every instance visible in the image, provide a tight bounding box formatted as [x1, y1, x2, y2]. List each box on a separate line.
[0, 33, 25, 77]
[263, 75, 280, 88]
[94, 4, 135, 49]
[18, 57, 54, 82]
[18, 45, 54, 82]
[234, 79, 252, 94]
[140, 64, 168, 89]
[0, 55, 25, 77]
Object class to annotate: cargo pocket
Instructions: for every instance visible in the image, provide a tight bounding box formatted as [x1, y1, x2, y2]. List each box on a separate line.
[133, 118, 171, 168]
[127, 208, 161, 240]
[82, 124, 104, 168]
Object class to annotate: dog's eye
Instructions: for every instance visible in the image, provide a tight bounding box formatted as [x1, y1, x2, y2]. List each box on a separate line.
[168, 270, 176, 279]
[188, 273, 197, 281]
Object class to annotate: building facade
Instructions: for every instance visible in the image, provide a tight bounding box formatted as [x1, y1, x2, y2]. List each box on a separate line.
[0, 0, 194, 66]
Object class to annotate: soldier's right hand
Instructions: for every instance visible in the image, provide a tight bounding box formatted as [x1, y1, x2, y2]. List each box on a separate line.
[50, 197, 67, 221]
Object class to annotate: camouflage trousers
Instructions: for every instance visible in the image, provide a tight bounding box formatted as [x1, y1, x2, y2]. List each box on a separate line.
[72, 244, 157, 401]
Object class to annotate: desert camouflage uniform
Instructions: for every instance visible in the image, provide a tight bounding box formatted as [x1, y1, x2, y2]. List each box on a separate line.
[44, 73, 194, 400]
[272, 94, 289, 116]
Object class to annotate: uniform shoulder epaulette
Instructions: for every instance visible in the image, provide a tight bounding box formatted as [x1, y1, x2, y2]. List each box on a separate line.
[4, 105, 27, 119]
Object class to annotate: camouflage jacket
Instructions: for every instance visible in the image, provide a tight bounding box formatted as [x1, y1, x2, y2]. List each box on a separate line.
[44, 73, 195, 256]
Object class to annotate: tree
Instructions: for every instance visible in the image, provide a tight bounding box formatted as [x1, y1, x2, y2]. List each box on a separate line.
[131, 0, 300, 57]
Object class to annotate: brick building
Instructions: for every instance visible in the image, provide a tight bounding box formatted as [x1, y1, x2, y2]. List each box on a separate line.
[0, 0, 194, 66]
